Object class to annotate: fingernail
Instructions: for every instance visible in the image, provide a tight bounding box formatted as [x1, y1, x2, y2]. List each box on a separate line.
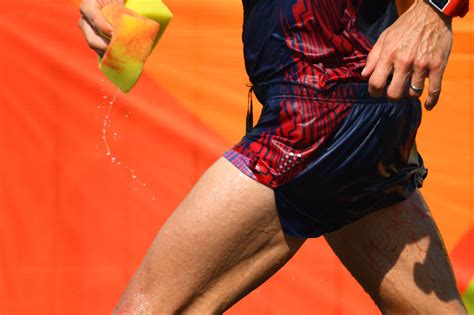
[361, 67, 367, 76]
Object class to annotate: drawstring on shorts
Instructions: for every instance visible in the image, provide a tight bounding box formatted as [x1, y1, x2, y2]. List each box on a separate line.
[246, 83, 254, 135]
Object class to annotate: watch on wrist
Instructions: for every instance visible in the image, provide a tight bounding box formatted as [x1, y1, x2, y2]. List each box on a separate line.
[428, 0, 470, 17]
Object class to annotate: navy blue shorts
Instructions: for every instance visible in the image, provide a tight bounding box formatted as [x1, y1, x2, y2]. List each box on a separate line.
[224, 83, 427, 238]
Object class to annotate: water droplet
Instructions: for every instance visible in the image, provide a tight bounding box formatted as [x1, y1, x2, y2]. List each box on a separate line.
[132, 174, 137, 179]
[111, 157, 117, 163]
[112, 132, 119, 141]
[102, 95, 108, 100]
[142, 183, 147, 187]
[106, 152, 111, 157]
[133, 187, 138, 191]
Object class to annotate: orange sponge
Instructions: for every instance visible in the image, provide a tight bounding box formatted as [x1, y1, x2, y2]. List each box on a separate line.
[99, 3, 160, 92]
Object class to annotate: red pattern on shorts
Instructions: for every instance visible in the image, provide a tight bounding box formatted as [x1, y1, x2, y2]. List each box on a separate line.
[225, 93, 351, 188]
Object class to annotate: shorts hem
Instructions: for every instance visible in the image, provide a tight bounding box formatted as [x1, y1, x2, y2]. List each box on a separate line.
[274, 178, 423, 239]
[223, 149, 259, 183]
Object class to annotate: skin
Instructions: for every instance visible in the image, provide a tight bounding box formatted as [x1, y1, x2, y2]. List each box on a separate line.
[78, 0, 467, 313]
[361, 0, 453, 110]
[112, 158, 466, 314]
[79, 0, 124, 56]
[325, 190, 466, 314]
[114, 158, 306, 314]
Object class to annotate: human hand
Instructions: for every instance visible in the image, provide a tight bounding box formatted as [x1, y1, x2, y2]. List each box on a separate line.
[362, 0, 453, 110]
[78, 0, 124, 56]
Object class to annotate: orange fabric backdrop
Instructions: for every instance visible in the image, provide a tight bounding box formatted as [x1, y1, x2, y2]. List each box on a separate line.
[0, 0, 472, 314]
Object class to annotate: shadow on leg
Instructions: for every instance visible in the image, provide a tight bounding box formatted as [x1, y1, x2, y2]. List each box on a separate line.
[325, 190, 467, 314]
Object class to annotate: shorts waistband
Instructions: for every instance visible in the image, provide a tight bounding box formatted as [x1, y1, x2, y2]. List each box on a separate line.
[251, 82, 376, 104]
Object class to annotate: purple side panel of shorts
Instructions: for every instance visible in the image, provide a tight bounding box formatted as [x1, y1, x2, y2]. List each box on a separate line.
[224, 150, 257, 180]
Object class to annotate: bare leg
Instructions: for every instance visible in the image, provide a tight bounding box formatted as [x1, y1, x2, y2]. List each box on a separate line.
[325, 190, 467, 314]
[113, 157, 306, 314]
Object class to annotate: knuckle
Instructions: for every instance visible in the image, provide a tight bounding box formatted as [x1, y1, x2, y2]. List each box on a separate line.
[396, 57, 412, 70]
[88, 9, 104, 28]
[430, 59, 444, 71]
[89, 13, 98, 26]
[431, 63, 441, 72]
[414, 59, 429, 72]
[429, 89, 441, 98]
[369, 79, 385, 91]
[384, 47, 396, 60]
[386, 89, 402, 101]
[79, 2, 89, 16]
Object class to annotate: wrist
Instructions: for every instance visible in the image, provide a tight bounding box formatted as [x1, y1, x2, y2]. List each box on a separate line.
[420, 0, 469, 18]
[415, 0, 453, 25]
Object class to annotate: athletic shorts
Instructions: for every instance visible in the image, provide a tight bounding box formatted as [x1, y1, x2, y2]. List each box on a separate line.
[224, 82, 428, 238]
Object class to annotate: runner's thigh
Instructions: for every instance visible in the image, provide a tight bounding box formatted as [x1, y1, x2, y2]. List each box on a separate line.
[114, 157, 306, 314]
[325, 190, 466, 314]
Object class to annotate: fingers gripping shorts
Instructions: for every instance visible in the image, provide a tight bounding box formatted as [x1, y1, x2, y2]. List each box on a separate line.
[224, 83, 427, 238]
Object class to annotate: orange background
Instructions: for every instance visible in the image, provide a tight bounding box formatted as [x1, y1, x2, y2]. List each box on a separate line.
[0, 0, 472, 314]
